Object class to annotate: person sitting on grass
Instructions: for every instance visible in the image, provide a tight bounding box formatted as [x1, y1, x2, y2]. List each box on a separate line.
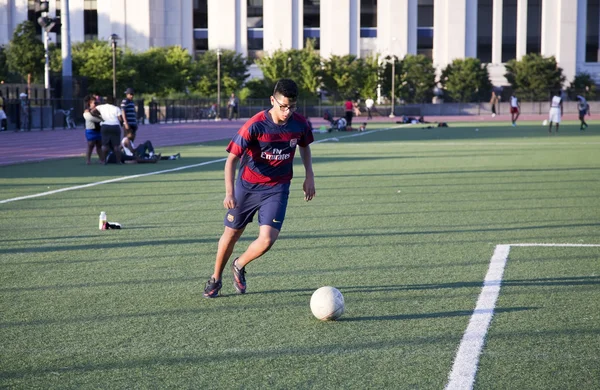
[120, 130, 181, 162]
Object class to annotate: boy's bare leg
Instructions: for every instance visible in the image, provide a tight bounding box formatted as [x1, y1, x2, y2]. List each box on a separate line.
[236, 225, 280, 268]
[213, 226, 245, 280]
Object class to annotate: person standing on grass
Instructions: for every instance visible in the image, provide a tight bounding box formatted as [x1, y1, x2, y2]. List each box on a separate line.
[344, 98, 354, 130]
[93, 97, 124, 164]
[490, 90, 498, 118]
[548, 91, 563, 134]
[227, 93, 239, 120]
[365, 97, 374, 120]
[577, 95, 590, 131]
[203, 78, 316, 298]
[121, 87, 138, 134]
[0, 91, 8, 131]
[83, 95, 104, 164]
[510, 94, 520, 126]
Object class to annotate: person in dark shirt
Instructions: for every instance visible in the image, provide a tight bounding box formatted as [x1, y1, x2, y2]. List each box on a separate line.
[203, 78, 316, 298]
[121, 87, 138, 134]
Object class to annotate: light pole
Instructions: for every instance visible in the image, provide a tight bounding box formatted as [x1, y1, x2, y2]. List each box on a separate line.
[389, 55, 396, 118]
[110, 34, 120, 101]
[216, 48, 222, 121]
[379, 53, 397, 118]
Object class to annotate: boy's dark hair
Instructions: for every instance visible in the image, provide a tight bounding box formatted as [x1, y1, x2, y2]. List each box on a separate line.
[273, 79, 298, 100]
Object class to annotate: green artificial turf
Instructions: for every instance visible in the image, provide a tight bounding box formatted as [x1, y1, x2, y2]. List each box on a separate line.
[1, 121, 599, 389]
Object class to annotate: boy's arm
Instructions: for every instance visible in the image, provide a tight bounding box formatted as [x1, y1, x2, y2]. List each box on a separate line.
[223, 153, 240, 209]
[299, 145, 315, 202]
[120, 101, 130, 129]
[122, 138, 136, 156]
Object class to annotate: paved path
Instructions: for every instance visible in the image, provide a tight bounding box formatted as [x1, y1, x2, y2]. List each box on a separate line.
[0, 113, 583, 166]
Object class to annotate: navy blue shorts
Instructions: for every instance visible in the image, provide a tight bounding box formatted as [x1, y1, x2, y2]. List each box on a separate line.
[224, 187, 289, 231]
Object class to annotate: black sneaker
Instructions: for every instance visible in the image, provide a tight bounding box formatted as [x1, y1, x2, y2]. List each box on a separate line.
[203, 277, 222, 298]
[232, 258, 246, 294]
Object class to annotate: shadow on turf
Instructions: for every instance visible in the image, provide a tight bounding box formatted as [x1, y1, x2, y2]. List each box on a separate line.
[339, 306, 536, 322]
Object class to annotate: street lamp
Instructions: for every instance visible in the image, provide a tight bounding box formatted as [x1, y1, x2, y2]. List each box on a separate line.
[216, 48, 222, 121]
[109, 34, 120, 101]
[389, 55, 396, 118]
[379, 53, 397, 118]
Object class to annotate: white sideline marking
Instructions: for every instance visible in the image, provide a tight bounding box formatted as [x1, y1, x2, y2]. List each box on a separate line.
[445, 243, 600, 390]
[0, 158, 227, 205]
[1, 126, 404, 205]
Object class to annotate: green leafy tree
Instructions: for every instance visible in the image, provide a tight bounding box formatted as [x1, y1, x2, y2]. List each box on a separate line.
[504, 53, 565, 101]
[321, 55, 366, 101]
[193, 50, 249, 97]
[51, 40, 131, 97]
[0, 45, 20, 83]
[358, 55, 380, 102]
[255, 43, 322, 99]
[6, 21, 45, 83]
[440, 58, 492, 102]
[123, 46, 193, 96]
[567, 72, 597, 100]
[398, 54, 436, 103]
[379, 55, 401, 103]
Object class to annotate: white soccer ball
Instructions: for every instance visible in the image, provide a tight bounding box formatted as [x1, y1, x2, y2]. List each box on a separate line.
[542, 119, 548, 126]
[310, 286, 345, 321]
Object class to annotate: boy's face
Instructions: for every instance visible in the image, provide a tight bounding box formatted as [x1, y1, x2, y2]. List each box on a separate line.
[270, 93, 297, 123]
[127, 132, 136, 141]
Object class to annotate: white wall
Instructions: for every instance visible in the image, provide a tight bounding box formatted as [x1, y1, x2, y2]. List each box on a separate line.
[208, 0, 240, 52]
[263, 0, 293, 53]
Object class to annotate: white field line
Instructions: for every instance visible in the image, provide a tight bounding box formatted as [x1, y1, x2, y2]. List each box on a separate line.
[0, 125, 403, 205]
[0, 158, 227, 205]
[445, 243, 600, 390]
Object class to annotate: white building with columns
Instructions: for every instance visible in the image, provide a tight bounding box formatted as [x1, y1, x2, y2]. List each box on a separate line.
[0, 0, 598, 86]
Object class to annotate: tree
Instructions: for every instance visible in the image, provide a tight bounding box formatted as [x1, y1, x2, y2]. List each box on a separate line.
[358, 55, 380, 102]
[397, 54, 436, 104]
[123, 46, 194, 96]
[504, 53, 565, 101]
[0, 45, 20, 83]
[193, 50, 249, 97]
[255, 43, 322, 99]
[440, 58, 492, 102]
[321, 55, 366, 101]
[567, 72, 597, 101]
[6, 21, 45, 84]
[51, 40, 131, 97]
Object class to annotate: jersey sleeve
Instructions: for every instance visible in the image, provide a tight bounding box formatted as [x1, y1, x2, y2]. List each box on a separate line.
[226, 120, 254, 157]
[297, 116, 314, 147]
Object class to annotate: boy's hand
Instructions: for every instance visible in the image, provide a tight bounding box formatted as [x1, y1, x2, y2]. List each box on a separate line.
[224, 194, 236, 209]
[303, 177, 316, 202]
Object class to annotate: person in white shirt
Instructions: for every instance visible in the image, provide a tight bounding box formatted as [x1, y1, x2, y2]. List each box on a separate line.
[510, 94, 520, 126]
[548, 91, 563, 134]
[92, 98, 123, 164]
[365, 97, 374, 120]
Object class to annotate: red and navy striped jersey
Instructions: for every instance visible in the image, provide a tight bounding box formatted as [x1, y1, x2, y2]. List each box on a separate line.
[226, 110, 314, 192]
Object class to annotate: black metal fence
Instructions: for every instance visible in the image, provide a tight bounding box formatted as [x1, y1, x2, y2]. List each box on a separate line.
[1, 95, 596, 132]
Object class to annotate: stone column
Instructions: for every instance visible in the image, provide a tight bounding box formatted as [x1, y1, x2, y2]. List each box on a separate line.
[492, 0, 503, 64]
[516, 0, 528, 59]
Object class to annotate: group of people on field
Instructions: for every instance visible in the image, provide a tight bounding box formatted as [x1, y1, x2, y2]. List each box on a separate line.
[82, 88, 180, 165]
[490, 90, 590, 133]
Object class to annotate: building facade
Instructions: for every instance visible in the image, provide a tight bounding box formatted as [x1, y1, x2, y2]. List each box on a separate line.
[1, 0, 599, 85]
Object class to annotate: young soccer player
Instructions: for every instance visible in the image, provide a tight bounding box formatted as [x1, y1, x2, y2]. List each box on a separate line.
[203, 78, 316, 298]
[510, 94, 520, 126]
[577, 95, 590, 131]
[548, 91, 563, 134]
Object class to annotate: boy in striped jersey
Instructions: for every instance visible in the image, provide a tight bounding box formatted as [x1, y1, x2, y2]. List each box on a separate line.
[203, 79, 316, 298]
